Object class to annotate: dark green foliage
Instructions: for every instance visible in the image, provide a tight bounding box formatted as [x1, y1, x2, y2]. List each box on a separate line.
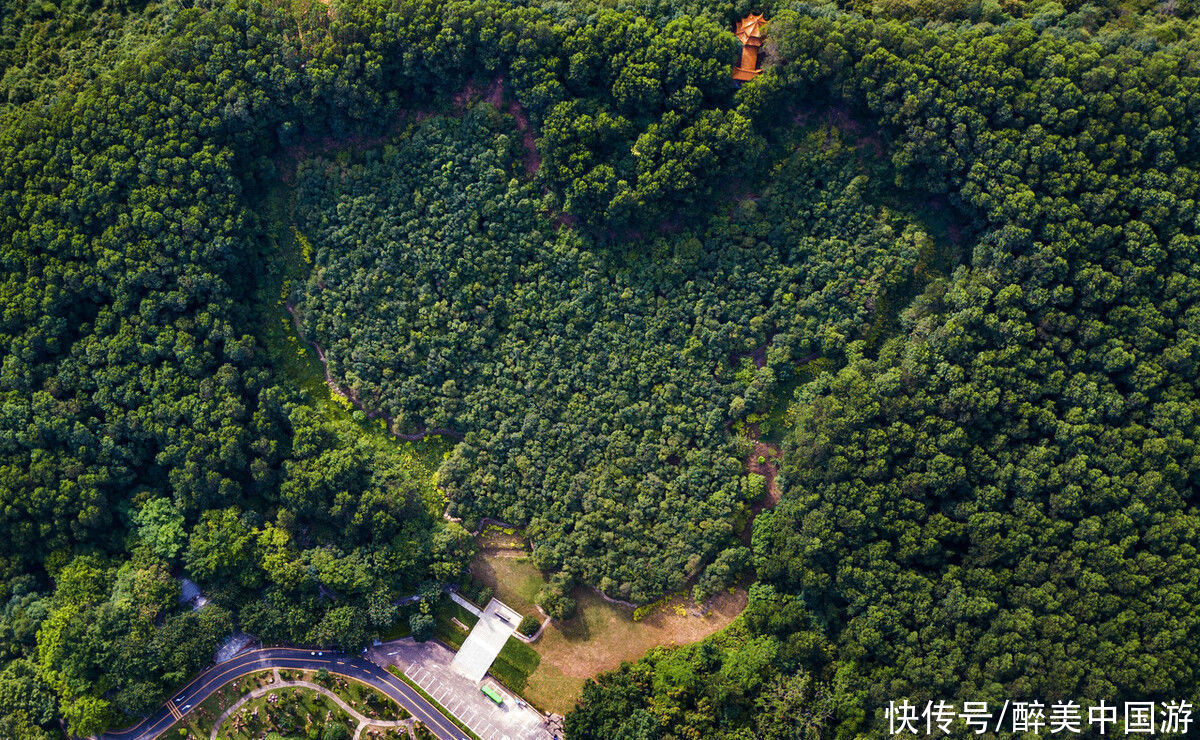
[752, 6, 1200, 731]
[0, 0, 511, 732]
[3, 0, 1200, 736]
[295, 109, 919, 604]
[566, 624, 836, 740]
[409, 612, 435, 643]
[517, 614, 541, 637]
[539, 10, 756, 231]
[573, 5, 1200, 739]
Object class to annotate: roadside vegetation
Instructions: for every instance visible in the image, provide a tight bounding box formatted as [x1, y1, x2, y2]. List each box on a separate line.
[487, 638, 541, 694]
[165, 669, 407, 739]
[212, 687, 355, 740]
[384, 667, 483, 740]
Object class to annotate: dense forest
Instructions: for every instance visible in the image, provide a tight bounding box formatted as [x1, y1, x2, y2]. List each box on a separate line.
[1, 0, 1199, 737]
[292, 106, 924, 609]
[570, 2, 1200, 739]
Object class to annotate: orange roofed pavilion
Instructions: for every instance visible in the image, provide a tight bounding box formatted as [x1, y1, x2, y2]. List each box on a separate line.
[733, 14, 768, 82]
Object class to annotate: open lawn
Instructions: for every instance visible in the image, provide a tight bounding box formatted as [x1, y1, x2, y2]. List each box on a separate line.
[470, 549, 746, 714]
[488, 636, 541, 693]
[469, 550, 544, 616]
[434, 598, 480, 650]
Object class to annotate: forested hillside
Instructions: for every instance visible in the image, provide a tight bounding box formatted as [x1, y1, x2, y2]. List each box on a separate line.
[0, 0, 1198, 738]
[293, 107, 924, 609]
[569, 3, 1200, 739]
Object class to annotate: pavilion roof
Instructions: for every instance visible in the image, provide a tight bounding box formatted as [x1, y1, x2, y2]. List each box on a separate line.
[736, 13, 768, 45]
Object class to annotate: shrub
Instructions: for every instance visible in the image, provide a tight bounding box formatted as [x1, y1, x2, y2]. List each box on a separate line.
[410, 613, 435, 643]
[517, 615, 541, 637]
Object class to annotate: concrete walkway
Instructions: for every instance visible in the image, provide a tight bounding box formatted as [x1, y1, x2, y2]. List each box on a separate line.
[450, 599, 522, 682]
[209, 672, 413, 740]
[449, 592, 484, 618]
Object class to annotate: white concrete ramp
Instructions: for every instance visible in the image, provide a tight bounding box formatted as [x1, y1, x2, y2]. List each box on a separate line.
[450, 598, 521, 682]
[449, 591, 484, 618]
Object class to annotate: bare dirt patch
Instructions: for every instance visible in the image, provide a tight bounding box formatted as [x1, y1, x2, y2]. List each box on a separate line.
[274, 77, 537, 186]
[747, 440, 781, 512]
[452, 76, 539, 177]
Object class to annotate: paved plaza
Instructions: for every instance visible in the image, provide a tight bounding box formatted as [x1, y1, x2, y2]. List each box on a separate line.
[450, 598, 523, 682]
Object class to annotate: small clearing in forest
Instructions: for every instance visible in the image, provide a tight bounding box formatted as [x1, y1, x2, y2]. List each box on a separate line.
[470, 546, 746, 715]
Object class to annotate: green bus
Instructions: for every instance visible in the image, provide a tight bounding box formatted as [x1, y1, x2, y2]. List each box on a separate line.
[481, 685, 504, 705]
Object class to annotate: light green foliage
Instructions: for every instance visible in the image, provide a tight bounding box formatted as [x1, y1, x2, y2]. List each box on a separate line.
[34, 552, 232, 735]
[132, 498, 188, 562]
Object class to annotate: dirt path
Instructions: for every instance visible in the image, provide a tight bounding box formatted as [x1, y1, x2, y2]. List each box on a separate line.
[747, 440, 782, 512]
[454, 76, 539, 176]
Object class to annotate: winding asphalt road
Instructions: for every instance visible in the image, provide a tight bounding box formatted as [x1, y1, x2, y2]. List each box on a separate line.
[95, 647, 472, 740]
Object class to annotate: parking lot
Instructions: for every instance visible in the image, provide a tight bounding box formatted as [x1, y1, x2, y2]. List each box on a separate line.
[375, 639, 557, 740]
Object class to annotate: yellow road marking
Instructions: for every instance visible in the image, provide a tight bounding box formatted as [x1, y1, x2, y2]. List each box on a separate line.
[111, 650, 467, 740]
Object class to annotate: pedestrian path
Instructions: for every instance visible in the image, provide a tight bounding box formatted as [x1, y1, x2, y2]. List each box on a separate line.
[207, 676, 412, 740]
[448, 591, 484, 618]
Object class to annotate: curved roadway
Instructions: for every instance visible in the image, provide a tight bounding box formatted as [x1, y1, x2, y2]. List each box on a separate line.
[95, 647, 472, 740]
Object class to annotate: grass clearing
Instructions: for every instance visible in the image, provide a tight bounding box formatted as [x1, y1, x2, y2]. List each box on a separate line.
[470, 550, 746, 714]
[487, 636, 541, 693]
[468, 550, 543, 616]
